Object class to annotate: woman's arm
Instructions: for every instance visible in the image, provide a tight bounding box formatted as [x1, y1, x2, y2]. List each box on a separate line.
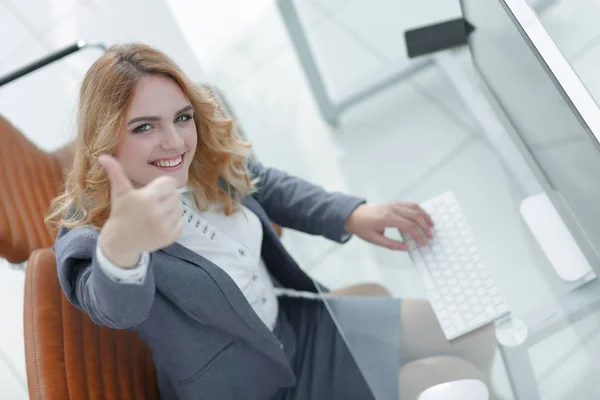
[55, 226, 156, 329]
[248, 160, 365, 243]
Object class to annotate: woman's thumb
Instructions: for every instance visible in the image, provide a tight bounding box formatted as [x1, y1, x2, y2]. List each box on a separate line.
[98, 154, 133, 198]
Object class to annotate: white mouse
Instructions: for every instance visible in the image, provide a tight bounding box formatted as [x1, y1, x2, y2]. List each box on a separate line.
[417, 379, 489, 400]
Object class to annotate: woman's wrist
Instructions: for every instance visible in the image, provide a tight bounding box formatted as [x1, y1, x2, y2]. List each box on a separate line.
[99, 221, 141, 268]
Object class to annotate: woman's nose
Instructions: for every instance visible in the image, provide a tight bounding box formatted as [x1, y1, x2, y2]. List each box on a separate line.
[160, 126, 184, 150]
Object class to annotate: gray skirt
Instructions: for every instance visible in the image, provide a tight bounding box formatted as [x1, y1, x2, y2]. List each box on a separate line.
[273, 294, 402, 400]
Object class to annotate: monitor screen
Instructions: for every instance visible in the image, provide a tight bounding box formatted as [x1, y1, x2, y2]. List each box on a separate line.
[460, 0, 600, 267]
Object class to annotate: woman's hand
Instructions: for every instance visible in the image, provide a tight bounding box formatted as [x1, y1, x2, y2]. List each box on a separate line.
[344, 202, 434, 251]
[98, 155, 182, 267]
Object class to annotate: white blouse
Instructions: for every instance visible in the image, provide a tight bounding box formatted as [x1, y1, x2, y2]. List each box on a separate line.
[96, 188, 280, 330]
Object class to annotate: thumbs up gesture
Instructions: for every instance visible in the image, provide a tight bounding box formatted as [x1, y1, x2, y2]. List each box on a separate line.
[98, 155, 182, 268]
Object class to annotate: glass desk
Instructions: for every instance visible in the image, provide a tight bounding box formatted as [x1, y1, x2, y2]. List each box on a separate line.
[278, 0, 600, 397]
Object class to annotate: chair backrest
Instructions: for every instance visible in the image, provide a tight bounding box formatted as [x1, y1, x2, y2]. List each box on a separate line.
[0, 116, 65, 263]
[24, 248, 159, 399]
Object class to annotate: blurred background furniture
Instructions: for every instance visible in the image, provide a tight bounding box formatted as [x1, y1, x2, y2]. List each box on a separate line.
[276, 0, 558, 128]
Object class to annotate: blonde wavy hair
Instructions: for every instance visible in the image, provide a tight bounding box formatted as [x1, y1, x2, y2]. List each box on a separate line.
[46, 43, 255, 230]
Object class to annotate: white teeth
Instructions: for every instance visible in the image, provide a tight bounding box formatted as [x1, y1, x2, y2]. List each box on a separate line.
[153, 155, 182, 168]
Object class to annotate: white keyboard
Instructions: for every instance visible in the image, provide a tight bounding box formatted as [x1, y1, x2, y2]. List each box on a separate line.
[403, 192, 510, 340]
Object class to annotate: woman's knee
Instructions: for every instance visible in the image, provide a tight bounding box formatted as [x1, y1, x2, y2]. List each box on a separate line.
[330, 282, 391, 297]
[398, 355, 485, 400]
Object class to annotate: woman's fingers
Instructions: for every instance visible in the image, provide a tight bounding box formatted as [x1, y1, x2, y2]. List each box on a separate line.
[396, 202, 434, 225]
[388, 208, 430, 244]
[365, 231, 409, 251]
[392, 215, 427, 246]
[395, 204, 433, 239]
[416, 204, 435, 227]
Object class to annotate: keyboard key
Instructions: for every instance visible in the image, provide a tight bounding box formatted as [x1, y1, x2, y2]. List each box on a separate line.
[450, 313, 467, 332]
[472, 305, 483, 314]
[471, 314, 487, 327]
[440, 318, 453, 328]
[496, 303, 510, 314]
[485, 305, 496, 316]
[493, 296, 505, 305]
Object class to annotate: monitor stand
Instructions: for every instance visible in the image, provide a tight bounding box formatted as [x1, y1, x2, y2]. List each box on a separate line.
[519, 192, 596, 283]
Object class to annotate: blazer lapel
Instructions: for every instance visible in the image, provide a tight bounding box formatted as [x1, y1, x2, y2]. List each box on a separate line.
[243, 196, 318, 292]
[242, 196, 280, 238]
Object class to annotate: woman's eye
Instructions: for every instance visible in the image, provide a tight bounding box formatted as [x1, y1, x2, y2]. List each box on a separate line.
[175, 114, 191, 123]
[133, 123, 152, 133]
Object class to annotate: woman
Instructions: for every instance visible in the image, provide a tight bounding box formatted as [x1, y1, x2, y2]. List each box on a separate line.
[47, 43, 496, 400]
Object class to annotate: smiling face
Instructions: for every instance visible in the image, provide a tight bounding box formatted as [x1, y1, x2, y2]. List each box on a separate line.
[114, 74, 198, 188]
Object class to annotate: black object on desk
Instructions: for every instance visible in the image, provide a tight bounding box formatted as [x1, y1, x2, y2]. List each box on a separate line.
[405, 18, 475, 58]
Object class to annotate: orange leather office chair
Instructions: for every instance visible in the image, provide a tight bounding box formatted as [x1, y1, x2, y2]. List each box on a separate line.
[0, 115, 159, 399]
[0, 116, 65, 264]
[24, 248, 159, 399]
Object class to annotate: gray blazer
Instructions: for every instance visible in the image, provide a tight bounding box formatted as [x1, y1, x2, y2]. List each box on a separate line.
[55, 161, 365, 400]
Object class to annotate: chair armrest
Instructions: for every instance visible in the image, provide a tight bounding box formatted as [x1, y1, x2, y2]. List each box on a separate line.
[0, 40, 107, 87]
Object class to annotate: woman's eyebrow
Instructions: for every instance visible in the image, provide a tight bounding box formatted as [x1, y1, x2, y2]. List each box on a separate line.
[127, 105, 193, 125]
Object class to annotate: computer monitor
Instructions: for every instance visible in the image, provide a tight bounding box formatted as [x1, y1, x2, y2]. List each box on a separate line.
[460, 0, 600, 273]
